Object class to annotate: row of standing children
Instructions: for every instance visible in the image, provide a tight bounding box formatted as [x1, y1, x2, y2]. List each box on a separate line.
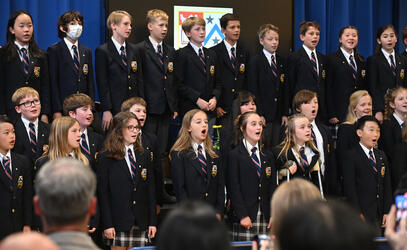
[1, 7, 407, 248]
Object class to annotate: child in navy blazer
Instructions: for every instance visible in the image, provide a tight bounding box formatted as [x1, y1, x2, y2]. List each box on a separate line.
[97, 112, 156, 248]
[47, 11, 95, 119]
[0, 10, 50, 122]
[170, 109, 224, 217]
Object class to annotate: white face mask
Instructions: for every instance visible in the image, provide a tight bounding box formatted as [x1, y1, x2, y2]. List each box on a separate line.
[67, 24, 83, 40]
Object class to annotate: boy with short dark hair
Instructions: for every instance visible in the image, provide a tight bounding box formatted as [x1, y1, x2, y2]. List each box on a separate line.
[63, 93, 103, 168]
[0, 115, 33, 240]
[343, 115, 392, 232]
[287, 21, 327, 121]
[47, 10, 95, 120]
[211, 13, 249, 155]
[175, 16, 221, 119]
[12, 87, 50, 164]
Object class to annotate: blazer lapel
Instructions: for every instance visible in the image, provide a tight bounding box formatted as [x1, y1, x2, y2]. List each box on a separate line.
[186, 44, 206, 76]
[119, 159, 134, 185]
[300, 47, 318, 80]
[357, 145, 378, 177]
[219, 41, 236, 73]
[260, 52, 276, 78]
[0, 161, 11, 190]
[145, 40, 165, 73]
[378, 51, 395, 77]
[337, 49, 355, 79]
[107, 39, 127, 71]
[187, 147, 207, 180]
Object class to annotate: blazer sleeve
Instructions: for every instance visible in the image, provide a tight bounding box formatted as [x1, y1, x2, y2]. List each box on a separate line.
[47, 46, 62, 113]
[227, 150, 249, 219]
[382, 154, 392, 214]
[145, 151, 157, 226]
[86, 48, 96, 101]
[170, 150, 188, 202]
[21, 155, 33, 226]
[247, 57, 263, 116]
[212, 54, 222, 100]
[215, 154, 225, 214]
[174, 50, 201, 103]
[95, 47, 112, 112]
[96, 154, 113, 229]
[39, 54, 51, 115]
[286, 53, 298, 104]
[367, 56, 384, 112]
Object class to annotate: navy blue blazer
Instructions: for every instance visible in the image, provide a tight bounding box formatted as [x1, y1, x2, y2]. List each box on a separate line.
[135, 39, 177, 114]
[175, 43, 221, 117]
[96, 150, 156, 232]
[211, 41, 249, 113]
[326, 49, 367, 121]
[343, 146, 392, 223]
[0, 152, 33, 240]
[47, 40, 95, 113]
[367, 51, 407, 112]
[170, 147, 224, 214]
[95, 39, 144, 115]
[0, 45, 51, 116]
[248, 52, 287, 122]
[227, 142, 276, 222]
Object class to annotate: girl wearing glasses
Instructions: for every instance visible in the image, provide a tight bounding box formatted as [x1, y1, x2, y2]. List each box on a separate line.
[97, 111, 156, 249]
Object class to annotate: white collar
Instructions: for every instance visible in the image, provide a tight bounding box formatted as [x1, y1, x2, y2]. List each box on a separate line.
[243, 138, 259, 154]
[192, 142, 205, 152]
[393, 113, 404, 126]
[340, 47, 354, 60]
[381, 48, 395, 59]
[0, 151, 11, 161]
[262, 48, 275, 59]
[302, 44, 316, 57]
[63, 37, 79, 50]
[359, 142, 374, 156]
[21, 116, 38, 129]
[149, 36, 162, 52]
[189, 42, 203, 56]
[111, 36, 126, 53]
[14, 40, 28, 51]
[224, 40, 237, 51]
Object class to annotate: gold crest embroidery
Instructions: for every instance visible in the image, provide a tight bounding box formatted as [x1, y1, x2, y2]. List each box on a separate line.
[211, 165, 217, 177]
[168, 62, 174, 72]
[83, 64, 88, 75]
[266, 167, 272, 178]
[280, 74, 285, 83]
[239, 63, 245, 73]
[401, 69, 405, 80]
[210, 65, 215, 76]
[131, 61, 137, 72]
[321, 69, 326, 79]
[141, 168, 147, 180]
[361, 69, 366, 78]
[17, 176, 23, 189]
[34, 67, 40, 77]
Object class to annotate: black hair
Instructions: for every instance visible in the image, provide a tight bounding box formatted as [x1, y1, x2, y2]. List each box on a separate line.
[57, 10, 84, 39]
[375, 24, 397, 54]
[276, 200, 376, 250]
[219, 13, 240, 30]
[0, 115, 13, 126]
[156, 201, 231, 250]
[355, 115, 380, 131]
[338, 25, 364, 62]
[2, 10, 43, 62]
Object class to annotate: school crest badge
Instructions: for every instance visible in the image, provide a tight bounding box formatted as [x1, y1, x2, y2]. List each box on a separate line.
[321, 69, 326, 79]
[266, 167, 272, 178]
[211, 165, 217, 177]
[401, 69, 405, 80]
[210, 65, 215, 76]
[361, 69, 366, 78]
[34, 67, 40, 77]
[239, 63, 245, 73]
[280, 73, 285, 83]
[381, 166, 385, 178]
[131, 61, 137, 72]
[83, 64, 88, 75]
[17, 176, 23, 189]
[168, 62, 174, 72]
[141, 168, 147, 180]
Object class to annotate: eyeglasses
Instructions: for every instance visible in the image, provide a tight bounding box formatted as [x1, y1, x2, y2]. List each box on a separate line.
[18, 99, 40, 108]
[127, 125, 141, 132]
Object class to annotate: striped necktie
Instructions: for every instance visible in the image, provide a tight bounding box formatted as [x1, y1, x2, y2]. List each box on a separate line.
[80, 133, 90, 158]
[29, 122, 37, 153]
[230, 47, 236, 69]
[349, 55, 357, 80]
[310, 51, 318, 75]
[251, 147, 262, 178]
[72, 45, 80, 75]
[157, 44, 164, 65]
[20, 48, 29, 76]
[389, 54, 396, 76]
[299, 146, 309, 171]
[120, 46, 127, 66]
[270, 54, 278, 77]
[2, 156, 12, 189]
[198, 48, 206, 73]
[368, 150, 378, 173]
[197, 145, 208, 181]
[128, 148, 138, 183]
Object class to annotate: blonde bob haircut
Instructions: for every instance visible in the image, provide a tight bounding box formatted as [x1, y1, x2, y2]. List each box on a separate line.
[46, 116, 89, 165]
[170, 109, 217, 160]
[344, 90, 372, 124]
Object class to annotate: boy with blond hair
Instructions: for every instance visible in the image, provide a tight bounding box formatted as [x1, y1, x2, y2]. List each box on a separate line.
[135, 9, 177, 203]
[12, 87, 50, 164]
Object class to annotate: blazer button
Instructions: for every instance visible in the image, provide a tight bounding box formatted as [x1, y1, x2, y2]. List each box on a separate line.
[258, 184, 261, 188]
[258, 196, 261, 200]
[133, 201, 137, 205]
[128, 86, 132, 90]
[128, 75, 131, 79]
[78, 79, 81, 82]
[232, 88, 235, 93]
[274, 98, 278, 102]
[11, 209, 15, 213]
[25, 82, 29, 85]
[133, 188, 137, 192]
[205, 193, 208, 197]
[376, 194, 379, 199]
[234, 77, 237, 80]
[164, 76, 167, 79]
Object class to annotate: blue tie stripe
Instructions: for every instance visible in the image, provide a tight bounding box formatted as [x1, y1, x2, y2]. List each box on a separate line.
[251, 147, 262, 178]
[230, 47, 236, 69]
[389, 54, 396, 76]
[198, 48, 206, 73]
[310, 52, 318, 74]
[80, 133, 90, 158]
[2, 157, 12, 189]
[120, 46, 127, 66]
[157, 44, 164, 65]
[349, 55, 358, 80]
[29, 123, 37, 153]
[299, 147, 309, 170]
[270, 55, 278, 77]
[368, 150, 378, 173]
[197, 145, 208, 181]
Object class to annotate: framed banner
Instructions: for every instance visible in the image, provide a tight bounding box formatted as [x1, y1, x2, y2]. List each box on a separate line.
[173, 5, 233, 49]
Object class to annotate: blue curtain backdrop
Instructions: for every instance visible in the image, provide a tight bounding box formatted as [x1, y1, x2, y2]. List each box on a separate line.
[294, 0, 407, 58]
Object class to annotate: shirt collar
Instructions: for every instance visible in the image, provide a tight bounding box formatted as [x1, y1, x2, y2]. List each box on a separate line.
[359, 142, 373, 155]
[125, 144, 134, 154]
[111, 36, 126, 53]
[21, 116, 38, 129]
[302, 44, 316, 58]
[63, 37, 79, 50]
[262, 48, 275, 59]
[149, 36, 162, 52]
[189, 42, 203, 56]
[81, 128, 88, 137]
[14, 40, 28, 51]
[381, 47, 395, 59]
[192, 142, 205, 152]
[393, 113, 404, 126]
[224, 40, 236, 52]
[340, 47, 354, 59]
[243, 138, 259, 154]
[0, 151, 11, 161]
